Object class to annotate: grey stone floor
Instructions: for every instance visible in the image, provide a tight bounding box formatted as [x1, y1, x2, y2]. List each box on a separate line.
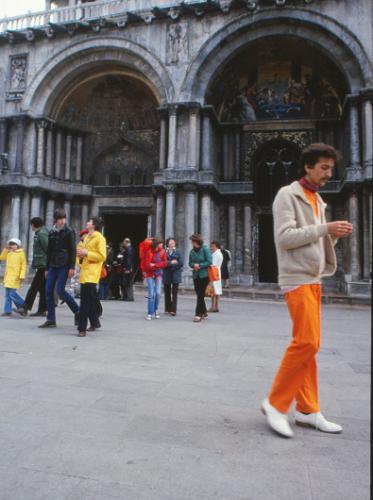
[0, 287, 370, 500]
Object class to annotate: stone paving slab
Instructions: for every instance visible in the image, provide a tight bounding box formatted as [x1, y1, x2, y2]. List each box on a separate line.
[0, 288, 370, 500]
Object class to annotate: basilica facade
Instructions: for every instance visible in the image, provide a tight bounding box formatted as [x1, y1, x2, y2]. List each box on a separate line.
[0, 0, 372, 294]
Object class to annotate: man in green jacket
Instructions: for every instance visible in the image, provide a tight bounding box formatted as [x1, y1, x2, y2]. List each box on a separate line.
[16, 217, 49, 317]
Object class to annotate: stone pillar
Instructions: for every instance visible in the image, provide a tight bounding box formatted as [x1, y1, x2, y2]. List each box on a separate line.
[243, 203, 252, 274]
[348, 191, 360, 281]
[155, 190, 165, 237]
[184, 185, 196, 266]
[147, 214, 152, 237]
[10, 190, 21, 240]
[188, 105, 200, 169]
[14, 117, 25, 174]
[64, 198, 71, 222]
[81, 200, 89, 229]
[55, 130, 63, 179]
[167, 106, 177, 169]
[65, 134, 72, 181]
[0, 118, 7, 154]
[45, 126, 54, 177]
[348, 95, 361, 170]
[234, 129, 241, 181]
[45, 198, 55, 229]
[201, 112, 212, 171]
[20, 190, 30, 257]
[223, 132, 229, 180]
[228, 203, 236, 273]
[200, 190, 211, 245]
[76, 135, 83, 182]
[361, 90, 373, 178]
[165, 184, 176, 239]
[29, 190, 42, 258]
[36, 120, 47, 175]
[159, 114, 167, 170]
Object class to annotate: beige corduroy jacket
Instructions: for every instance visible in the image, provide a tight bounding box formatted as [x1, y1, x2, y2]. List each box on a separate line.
[273, 181, 337, 286]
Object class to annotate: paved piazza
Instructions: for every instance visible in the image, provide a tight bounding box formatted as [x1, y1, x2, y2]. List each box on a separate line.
[0, 289, 370, 500]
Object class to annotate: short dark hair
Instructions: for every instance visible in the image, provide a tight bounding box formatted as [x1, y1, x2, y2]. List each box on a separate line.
[211, 240, 221, 249]
[152, 237, 163, 249]
[300, 143, 341, 172]
[89, 216, 103, 232]
[53, 208, 66, 221]
[30, 217, 43, 228]
[166, 237, 176, 246]
[190, 234, 203, 246]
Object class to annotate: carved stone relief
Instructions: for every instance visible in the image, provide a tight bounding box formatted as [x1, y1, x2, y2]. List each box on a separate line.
[6, 54, 28, 101]
[167, 21, 189, 65]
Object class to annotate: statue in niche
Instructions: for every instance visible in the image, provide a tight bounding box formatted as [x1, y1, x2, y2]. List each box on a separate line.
[9, 56, 27, 91]
[167, 22, 188, 64]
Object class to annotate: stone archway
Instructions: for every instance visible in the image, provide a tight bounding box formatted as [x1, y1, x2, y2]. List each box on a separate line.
[181, 8, 372, 102]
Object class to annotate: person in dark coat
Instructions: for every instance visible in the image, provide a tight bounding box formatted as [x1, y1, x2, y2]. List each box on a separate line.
[120, 238, 135, 301]
[221, 246, 231, 288]
[16, 217, 49, 317]
[163, 237, 183, 316]
[39, 208, 79, 328]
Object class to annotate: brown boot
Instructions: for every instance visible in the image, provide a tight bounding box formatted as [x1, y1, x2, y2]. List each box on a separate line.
[77, 331, 87, 337]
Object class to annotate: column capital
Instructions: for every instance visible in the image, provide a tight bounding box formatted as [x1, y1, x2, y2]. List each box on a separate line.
[183, 182, 198, 193]
[360, 88, 373, 102]
[12, 115, 27, 126]
[152, 185, 165, 196]
[165, 183, 177, 193]
[36, 118, 49, 129]
[344, 94, 360, 109]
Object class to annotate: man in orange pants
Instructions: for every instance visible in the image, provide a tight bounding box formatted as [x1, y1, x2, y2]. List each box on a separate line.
[261, 143, 353, 438]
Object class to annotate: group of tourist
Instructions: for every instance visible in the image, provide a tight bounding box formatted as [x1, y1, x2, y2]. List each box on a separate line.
[0, 207, 229, 334]
[0, 142, 355, 438]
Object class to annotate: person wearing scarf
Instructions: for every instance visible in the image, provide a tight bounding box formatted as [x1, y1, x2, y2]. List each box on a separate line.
[261, 143, 353, 438]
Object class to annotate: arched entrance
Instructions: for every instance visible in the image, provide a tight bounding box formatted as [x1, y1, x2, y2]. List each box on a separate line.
[254, 140, 299, 283]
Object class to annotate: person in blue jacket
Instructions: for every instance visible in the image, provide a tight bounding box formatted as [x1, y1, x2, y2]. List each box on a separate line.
[163, 237, 183, 316]
[188, 234, 212, 323]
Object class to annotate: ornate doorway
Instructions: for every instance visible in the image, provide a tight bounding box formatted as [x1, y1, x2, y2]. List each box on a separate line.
[254, 140, 299, 283]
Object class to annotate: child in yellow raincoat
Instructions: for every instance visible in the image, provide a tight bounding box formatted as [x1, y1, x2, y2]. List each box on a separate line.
[0, 238, 27, 316]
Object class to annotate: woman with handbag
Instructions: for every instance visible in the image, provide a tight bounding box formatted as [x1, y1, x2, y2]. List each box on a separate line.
[209, 241, 223, 312]
[188, 234, 212, 323]
[163, 238, 183, 316]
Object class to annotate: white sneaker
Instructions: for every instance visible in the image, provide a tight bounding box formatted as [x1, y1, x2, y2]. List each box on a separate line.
[155, 311, 160, 319]
[294, 411, 342, 433]
[146, 315, 152, 321]
[261, 398, 294, 438]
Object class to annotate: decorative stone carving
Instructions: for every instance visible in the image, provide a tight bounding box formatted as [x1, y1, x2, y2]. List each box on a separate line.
[6, 54, 28, 101]
[167, 22, 188, 65]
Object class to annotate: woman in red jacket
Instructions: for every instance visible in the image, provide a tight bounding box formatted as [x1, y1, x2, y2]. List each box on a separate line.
[143, 238, 167, 320]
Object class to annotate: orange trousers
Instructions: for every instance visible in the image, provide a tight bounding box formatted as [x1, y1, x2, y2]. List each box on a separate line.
[268, 284, 321, 414]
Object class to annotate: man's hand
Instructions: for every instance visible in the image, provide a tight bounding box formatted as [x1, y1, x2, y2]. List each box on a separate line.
[68, 269, 75, 278]
[77, 248, 88, 257]
[327, 221, 353, 238]
[171, 259, 178, 264]
[194, 264, 200, 271]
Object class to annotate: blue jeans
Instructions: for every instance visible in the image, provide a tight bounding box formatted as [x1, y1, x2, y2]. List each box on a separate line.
[146, 276, 162, 316]
[98, 282, 110, 300]
[46, 266, 79, 322]
[4, 288, 25, 314]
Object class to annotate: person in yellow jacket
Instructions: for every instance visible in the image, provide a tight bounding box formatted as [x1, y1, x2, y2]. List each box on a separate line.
[0, 238, 27, 317]
[76, 217, 106, 337]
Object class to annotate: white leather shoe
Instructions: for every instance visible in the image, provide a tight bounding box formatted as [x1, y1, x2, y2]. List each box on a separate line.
[295, 411, 342, 433]
[261, 398, 294, 438]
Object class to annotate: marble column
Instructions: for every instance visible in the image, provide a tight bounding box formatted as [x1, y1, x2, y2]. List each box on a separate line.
[36, 120, 47, 175]
[29, 191, 42, 258]
[147, 214, 152, 237]
[361, 90, 373, 177]
[188, 106, 200, 169]
[165, 185, 176, 239]
[234, 130, 241, 181]
[55, 130, 63, 179]
[228, 204, 236, 273]
[45, 198, 55, 229]
[20, 190, 30, 257]
[10, 190, 21, 240]
[168, 106, 177, 169]
[200, 190, 211, 245]
[45, 126, 54, 177]
[223, 132, 229, 180]
[14, 117, 25, 174]
[348, 191, 360, 281]
[64, 198, 71, 222]
[159, 115, 167, 170]
[184, 186, 196, 265]
[155, 191, 165, 237]
[0, 118, 7, 154]
[201, 113, 212, 171]
[65, 134, 72, 181]
[81, 200, 89, 227]
[76, 135, 83, 182]
[243, 203, 252, 274]
[348, 96, 361, 170]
